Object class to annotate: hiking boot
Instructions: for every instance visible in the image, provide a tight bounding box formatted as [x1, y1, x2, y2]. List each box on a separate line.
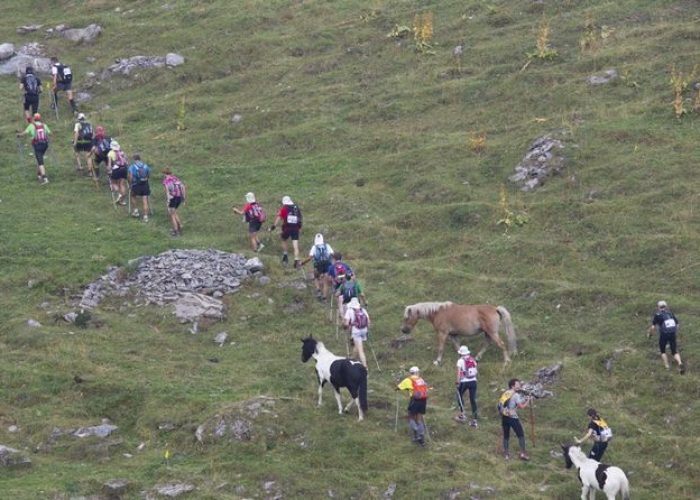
[504, 453, 510, 460]
[131, 210, 140, 218]
[281, 254, 288, 266]
[256, 242, 265, 252]
[41, 177, 49, 185]
[679, 363, 686, 375]
[519, 453, 530, 461]
[143, 215, 149, 222]
[170, 229, 179, 237]
[469, 419, 478, 428]
[294, 259, 301, 269]
[453, 415, 467, 423]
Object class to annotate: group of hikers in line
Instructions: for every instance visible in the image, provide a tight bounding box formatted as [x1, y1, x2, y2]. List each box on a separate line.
[16, 60, 188, 236]
[17, 57, 685, 467]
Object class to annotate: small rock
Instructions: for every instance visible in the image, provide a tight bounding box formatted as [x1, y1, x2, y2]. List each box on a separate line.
[8, 426, 18, 433]
[27, 319, 41, 328]
[231, 113, 242, 124]
[258, 276, 271, 285]
[157, 482, 195, 497]
[214, 332, 228, 347]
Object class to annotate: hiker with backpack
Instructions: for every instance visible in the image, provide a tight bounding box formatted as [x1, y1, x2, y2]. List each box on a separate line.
[343, 297, 370, 369]
[300, 233, 334, 300]
[107, 140, 128, 205]
[72, 113, 93, 173]
[128, 154, 151, 221]
[454, 345, 478, 427]
[335, 273, 367, 323]
[498, 378, 532, 461]
[574, 408, 613, 461]
[328, 253, 353, 290]
[269, 196, 302, 268]
[50, 56, 77, 114]
[162, 167, 186, 236]
[90, 126, 111, 178]
[396, 366, 429, 446]
[16, 113, 51, 184]
[649, 300, 685, 374]
[19, 66, 42, 123]
[232, 192, 266, 252]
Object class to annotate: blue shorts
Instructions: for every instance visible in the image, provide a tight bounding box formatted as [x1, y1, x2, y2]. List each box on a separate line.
[168, 196, 182, 209]
[248, 220, 262, 233]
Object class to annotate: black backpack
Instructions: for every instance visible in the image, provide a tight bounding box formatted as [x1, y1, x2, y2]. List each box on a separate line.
[96, 137, 111, 157]
[659, 311, 678, 334]
[55, 63, 73, 83]
[24, 74, 39, 95]
[286, 204, 302, 226]
[78, 122, 93, 141]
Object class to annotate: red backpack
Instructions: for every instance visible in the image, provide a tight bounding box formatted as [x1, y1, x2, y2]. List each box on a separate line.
[411, 377, 428, 400]
[249, 203, 266, 223]
[353, 308, 368, 329]
[34, 123, 48, 143]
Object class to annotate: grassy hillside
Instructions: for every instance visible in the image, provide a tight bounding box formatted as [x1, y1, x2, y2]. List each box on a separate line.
[1, 0, 699, 498]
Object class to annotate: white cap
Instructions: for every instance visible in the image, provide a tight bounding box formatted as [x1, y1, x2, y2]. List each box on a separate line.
[458, 345, 470, 356]
[314, 233, 324, 245]
[282, 195, 293, 205]
[658, 300, 668, 308]
[245, 192, 255, 203]
[110, 140, 120, 150]
[409, 366, 420, 374]
[77, 112, 86, 120]
[348, 297, 361, 309]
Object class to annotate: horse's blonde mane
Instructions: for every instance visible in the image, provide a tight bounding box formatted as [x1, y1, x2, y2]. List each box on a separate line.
[404, 301, 454, 319]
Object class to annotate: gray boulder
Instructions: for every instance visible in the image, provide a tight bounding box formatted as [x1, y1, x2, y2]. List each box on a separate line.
[0, 445, 32, 468]
[73, 423, 118, 438]
[16, 25, 42, 34]
[59, 24, 102, 43]
[587, 68, 618, 86]
[157, 482, 195, 497]
[166, 53, 185, 67]
[509, 134, 566, 191]
[0, 43, 15, 60]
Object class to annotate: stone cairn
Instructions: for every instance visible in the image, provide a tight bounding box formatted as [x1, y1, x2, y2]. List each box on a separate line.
[78, 249, 264, 322]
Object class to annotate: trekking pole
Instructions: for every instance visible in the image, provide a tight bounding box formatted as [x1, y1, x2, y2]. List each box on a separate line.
[366, 339, 382, 372]
[51, 90, 59, 121]
[16, 136, 27, 177]
[528, 398, 537, 447]
[394, 393, 400, 432]
[455, 385, 465, 415]
[423, 416, 431, 443]
[328, 293, 334, 323]
[334, 300, 340, 341]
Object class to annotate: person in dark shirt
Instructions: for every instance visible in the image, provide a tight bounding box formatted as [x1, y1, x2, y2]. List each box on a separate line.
[649, 300, 684, 374]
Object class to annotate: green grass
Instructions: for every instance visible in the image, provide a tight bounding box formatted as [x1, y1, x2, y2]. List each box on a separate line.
[1, 0, 699, 498]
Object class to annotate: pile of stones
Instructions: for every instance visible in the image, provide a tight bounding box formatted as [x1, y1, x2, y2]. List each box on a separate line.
[78, 249, 264, 322]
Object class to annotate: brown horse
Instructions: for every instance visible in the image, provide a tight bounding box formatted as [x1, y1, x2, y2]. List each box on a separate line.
[401, 301, 517, 365]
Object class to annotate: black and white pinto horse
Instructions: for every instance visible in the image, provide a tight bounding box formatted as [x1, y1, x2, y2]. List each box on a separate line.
[301, 336, 368, 421]
[561, 445, 630, 500]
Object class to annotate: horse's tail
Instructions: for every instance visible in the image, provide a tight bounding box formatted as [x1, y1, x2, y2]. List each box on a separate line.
[619, 473, 630, 500]
[497, 306, 517, 356]
[358, 368, 368, 413]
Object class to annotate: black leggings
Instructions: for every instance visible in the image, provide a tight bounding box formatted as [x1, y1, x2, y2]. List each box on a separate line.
[457, 381, 477, 418]
[588, 441, 608, 461]
[659, 331, 677, 354]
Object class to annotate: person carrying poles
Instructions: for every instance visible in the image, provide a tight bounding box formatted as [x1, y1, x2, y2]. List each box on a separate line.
[89, 126, 111, 179]
[107, 140, 128, 206]
[396, 366, 429, 446]
[16, 113, 51, 185]
[574, 408, 613, 461]
[19, 65, 42, 124]
[300, 233, 334, 301]
[50, 56, 77, 114]
[72, 113, 93, 173]
[128, 154, 151, 221]
[232, 192, 266, 252]
[269, 195, 302, 268]
[454, 345, 478, 427]
[498, 378, 532, 461]
[162, 167, 186, 236]
[648, 300, 685, 374]
[343, 297, 370, 369]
